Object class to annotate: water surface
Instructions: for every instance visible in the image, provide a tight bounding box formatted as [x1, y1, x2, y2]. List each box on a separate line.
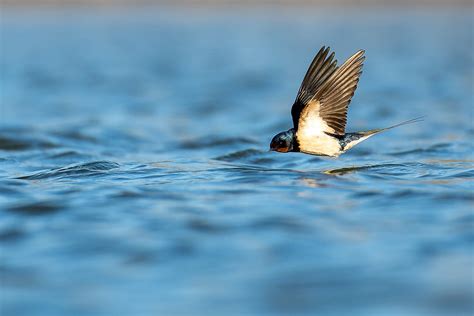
[0, 7, 473, 316]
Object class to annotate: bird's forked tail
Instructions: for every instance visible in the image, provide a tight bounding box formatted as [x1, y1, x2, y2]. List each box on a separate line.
[340, 116, 424, 152]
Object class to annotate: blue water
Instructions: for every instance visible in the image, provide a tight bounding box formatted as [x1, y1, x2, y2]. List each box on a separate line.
[1, 7, 473, 316]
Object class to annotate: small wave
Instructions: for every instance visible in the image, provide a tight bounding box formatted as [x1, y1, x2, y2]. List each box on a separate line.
[434, 192, 474, 202]
[324, 163, 414, 176]
[47, 150, 92, 160]
[0, 227, 24, 242]
[249, 216, 308, 232]
[187, 218, 229, 234]
[431, 169, 474, 181]
[389, 143, 451, 156]
[447, 169, 474, 179]
[214, 149, 267, 162]
[0, 135, 57, 151]
[7, 200, 63, 216]
[17, 161, 120, 180]
[51, 130, 98, 143]
[180, 137, 259, 149]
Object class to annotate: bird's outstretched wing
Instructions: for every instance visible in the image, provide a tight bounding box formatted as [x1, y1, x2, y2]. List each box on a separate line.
[291, 46, 338, 129]
[292, 48, 365, 136]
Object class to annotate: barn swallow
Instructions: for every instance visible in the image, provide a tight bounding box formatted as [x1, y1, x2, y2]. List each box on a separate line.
[270, 46, 422, 157]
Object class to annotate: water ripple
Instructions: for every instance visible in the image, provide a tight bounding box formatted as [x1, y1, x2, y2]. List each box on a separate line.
[389, 143, 452, 156]
[7, 200, 63, 216]
[180, 137, 259, 149]
[323, 163, 414, 176]
[214, 148, 268, 162]
[0, 135, 58, 151]
[16, 161, 120, 180]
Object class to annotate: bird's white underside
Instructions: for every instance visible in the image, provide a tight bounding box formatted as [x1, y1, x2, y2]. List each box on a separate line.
[296, 101, 342, 157]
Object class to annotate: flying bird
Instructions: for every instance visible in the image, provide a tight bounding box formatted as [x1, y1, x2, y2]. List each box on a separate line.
[270, 46, 421, 157]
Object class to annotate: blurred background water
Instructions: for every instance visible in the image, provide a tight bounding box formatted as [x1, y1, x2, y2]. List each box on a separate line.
[0, 3, 473, 316]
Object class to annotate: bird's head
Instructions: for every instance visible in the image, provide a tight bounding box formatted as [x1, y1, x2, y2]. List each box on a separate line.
[270, 129, 295, 153]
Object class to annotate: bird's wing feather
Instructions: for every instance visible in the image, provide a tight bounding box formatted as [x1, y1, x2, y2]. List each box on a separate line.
[312, 49, 365, 135]
[291, 46, 338, 130]
[292, 50, 365, 141]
